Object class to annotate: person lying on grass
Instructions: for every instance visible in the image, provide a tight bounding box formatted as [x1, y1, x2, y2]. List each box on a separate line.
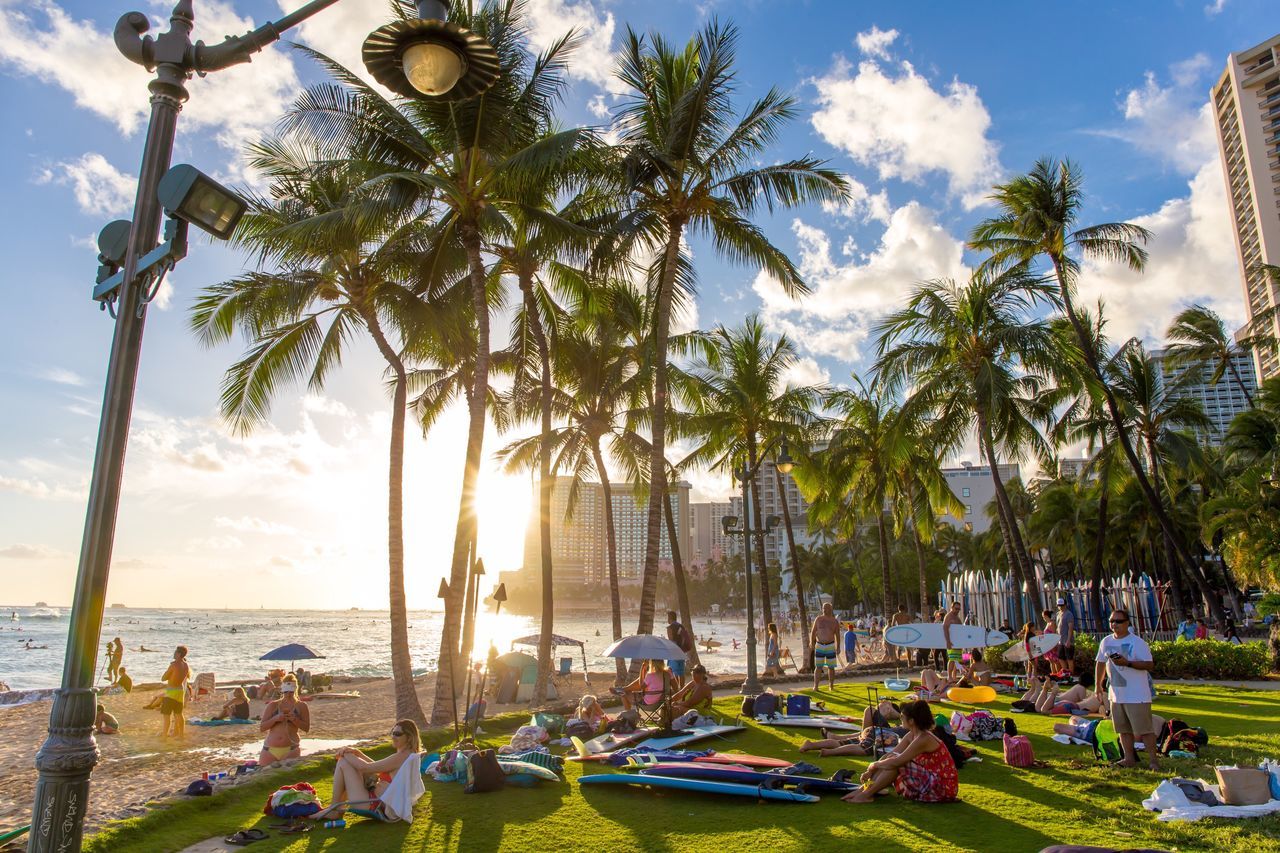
[314, 720, 420, 820]
[1014, 678, 1107, 716]
[799, 725, 903, 757]
[917, 668, 955, 699]
[842, 699, 958, 805]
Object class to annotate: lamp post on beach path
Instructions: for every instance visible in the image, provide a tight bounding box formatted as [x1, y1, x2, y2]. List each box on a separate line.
[721, 442, 790, 696]
[29, 3, 496, 850]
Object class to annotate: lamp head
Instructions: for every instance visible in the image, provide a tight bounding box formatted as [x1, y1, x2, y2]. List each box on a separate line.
[765, 514, 782, 532]
[720, 515, 739, 534]
[776, 441, 794, 474]
[97, 220, 133, 266]
[363, 0, 499, 101]
[156, 165, 246, 240]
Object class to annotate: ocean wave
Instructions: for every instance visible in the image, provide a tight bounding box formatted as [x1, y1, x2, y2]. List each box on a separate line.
[0, 688, 57, 707]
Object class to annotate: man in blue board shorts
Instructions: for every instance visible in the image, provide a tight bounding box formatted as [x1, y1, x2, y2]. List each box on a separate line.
[810, 603, 840, 690]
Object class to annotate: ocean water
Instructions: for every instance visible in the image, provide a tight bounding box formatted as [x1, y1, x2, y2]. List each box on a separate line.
[0, 606, 759, 694]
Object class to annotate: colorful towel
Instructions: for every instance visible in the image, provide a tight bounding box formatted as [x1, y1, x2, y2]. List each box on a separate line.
[190, 718, 254, 726]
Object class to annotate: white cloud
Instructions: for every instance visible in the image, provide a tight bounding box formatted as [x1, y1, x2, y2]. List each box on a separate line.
[0, 474, 85, 502]
[277, 0, 389, 89]
[0, 543, 64, 560]
[36, 153, 135, 217]
[780, 356, 830, 388]
[1105, 55, 1216, 174]
[820, 177, 891, 226]
[811, 42, 1001, 208]
[524, 0, 621, 95]
[855, 25, 898, 60]
[0, 2, 303, 178]
[37, 367, 85, 387]
[214, 515, 298, 536]
[754, 203, 968, 361]
[1204, 0, 1228, 15]
[1076, 158, 1242, 345]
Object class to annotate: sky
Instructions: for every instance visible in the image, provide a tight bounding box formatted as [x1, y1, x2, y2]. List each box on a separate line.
[0, 0, 1271, 610]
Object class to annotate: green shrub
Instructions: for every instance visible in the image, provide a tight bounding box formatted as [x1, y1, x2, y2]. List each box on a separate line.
[1257, 593, 1280, 618]
[982, 634, 1265, 680]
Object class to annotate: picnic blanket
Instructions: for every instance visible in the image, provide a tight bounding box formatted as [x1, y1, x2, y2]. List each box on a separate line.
[1143, 779, 1280, 822]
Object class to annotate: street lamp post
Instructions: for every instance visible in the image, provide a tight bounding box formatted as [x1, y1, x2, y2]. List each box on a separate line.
[29, 2, 496, 850]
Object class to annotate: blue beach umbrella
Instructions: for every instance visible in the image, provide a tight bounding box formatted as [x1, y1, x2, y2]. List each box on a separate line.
[260, 643, 325, 671]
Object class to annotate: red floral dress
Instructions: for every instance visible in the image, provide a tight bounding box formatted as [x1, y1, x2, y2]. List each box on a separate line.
[894, 732, 958, 802]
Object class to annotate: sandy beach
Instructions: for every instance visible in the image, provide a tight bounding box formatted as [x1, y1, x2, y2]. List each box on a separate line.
[0, 670, 624, 839]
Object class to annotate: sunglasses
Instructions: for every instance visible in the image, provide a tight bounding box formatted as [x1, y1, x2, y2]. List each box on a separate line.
[1109, 619, 1128, 624]
[391, 729, 404, 737]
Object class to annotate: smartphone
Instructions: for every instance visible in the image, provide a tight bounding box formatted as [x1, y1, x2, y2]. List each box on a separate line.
[1108, 652, 1123, 662]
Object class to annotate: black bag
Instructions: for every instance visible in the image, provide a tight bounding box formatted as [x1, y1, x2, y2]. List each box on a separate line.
[754, 692, 779, 717]
[1156, 719, 1189, 753]
[740, 695, 756, 717]
[465, 749, 506, 794]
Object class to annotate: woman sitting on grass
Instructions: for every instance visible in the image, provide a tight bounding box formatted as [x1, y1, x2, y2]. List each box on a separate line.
[960, 650, 992, 687]
[842, 699, 958, 805]
[573, 695, 609, 733]
[318, 720, 420, 819]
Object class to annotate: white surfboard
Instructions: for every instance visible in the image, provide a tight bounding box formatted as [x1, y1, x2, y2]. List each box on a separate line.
[883, 623, 1008, 650]
[1002, 633, 1060, 662]
[754, 715, 861, 731]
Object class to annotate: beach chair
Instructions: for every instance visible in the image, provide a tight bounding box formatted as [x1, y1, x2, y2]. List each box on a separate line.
[193, 672, 216, 701]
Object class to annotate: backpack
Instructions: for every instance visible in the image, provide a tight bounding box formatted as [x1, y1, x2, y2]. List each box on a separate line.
[1003, 733, 1035, 768]
[754, 692, 779, 717]
[465, 749, 507, 794]
[786, 694, 811, 717]
[740, 695, 755, 718]
[671, 622, 693, 653]
[1091, 720, 1123, 763]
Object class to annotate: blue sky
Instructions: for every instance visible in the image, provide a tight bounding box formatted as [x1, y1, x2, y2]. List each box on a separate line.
[0, 0, 1270, 609]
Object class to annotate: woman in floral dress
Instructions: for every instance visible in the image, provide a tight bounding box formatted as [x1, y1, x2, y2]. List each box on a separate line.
[842, 699, 958, 804]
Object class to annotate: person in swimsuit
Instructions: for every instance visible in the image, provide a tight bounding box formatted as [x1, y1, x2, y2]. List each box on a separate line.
[95, 703, 119, 735]
[620, 660, 669, 711]
[159, 645, 190, 737]
[116, 666, 133, 694]
[214, 686, 251, 721]
[764, 623, 782, 676]
[259, 674, 310, 765]
[317, 720, 420, 819]
[843, 699, 958, 804]
[810, 603, 841, 691]
[961, 649, 992, 686]
[671, 664, 714, 716]
[800, 724, 904, 757]
[942, 601, 964, 681]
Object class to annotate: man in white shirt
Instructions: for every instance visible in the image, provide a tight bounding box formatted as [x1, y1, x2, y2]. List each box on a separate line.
[1095, 609, 1159, 771]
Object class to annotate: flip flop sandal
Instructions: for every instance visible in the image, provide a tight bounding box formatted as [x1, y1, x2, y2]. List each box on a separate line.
[279, 824, 312, 834]
[224, 829, 268, 845]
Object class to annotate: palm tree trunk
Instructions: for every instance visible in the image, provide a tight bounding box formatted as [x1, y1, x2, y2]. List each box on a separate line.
[977, 410, 1040, 619]
[776, 468, 811, 669]
[361, 314, 426, 724]
[592, 442, 627, 684]
[745, 438, 774, 628]
[1089, 487, 1109, 632]
[522, 278, 555, 704]
[912, 525, 931, 620]
[662, 486, 699, 668]
[845, 539, 872, 611]
[637, 227, 683, 638]
[1051, 257, 1221, 622]
[875, 511, 892, 616]
[433, 225, 491, 727]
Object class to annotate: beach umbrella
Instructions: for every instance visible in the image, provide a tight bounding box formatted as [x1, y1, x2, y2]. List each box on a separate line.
[259, 643, 324, 672]
[601, 634, 684, 661]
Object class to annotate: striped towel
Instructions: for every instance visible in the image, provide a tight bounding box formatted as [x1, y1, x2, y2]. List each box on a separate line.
[500, 750, 564, 773]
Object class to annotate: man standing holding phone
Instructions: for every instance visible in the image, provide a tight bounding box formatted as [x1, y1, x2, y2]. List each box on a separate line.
[1095, 609, 1159, 771]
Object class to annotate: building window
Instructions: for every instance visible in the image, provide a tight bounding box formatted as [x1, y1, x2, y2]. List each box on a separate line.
[965, 504, 972, 516]
[962, 487, 970, 498]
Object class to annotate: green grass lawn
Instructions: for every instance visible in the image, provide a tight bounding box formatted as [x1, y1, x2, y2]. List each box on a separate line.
[86, 683, 1280, 853]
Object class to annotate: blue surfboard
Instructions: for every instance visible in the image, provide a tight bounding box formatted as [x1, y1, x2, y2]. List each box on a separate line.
[579, 773, 820, 802]
[639, 764, 857, 794]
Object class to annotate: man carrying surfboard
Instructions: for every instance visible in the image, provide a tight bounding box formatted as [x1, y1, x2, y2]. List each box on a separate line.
[942, 601, 963, 682]
[810, 603, 841, 691]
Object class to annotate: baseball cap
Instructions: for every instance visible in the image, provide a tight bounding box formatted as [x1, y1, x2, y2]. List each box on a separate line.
[1055, 598, 1066, 605]
[281, 681, 296, 693]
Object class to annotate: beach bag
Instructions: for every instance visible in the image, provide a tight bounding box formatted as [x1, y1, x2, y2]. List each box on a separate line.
[786, 694, 811, 717]
[263, 783, 320, 818]
[740, 695, 756, 717]
[1261, 759, 1280, 801]
[608, 710, 640, 734]
[465, 749, 507, 794]
[530, 713, 564, 736]
[564, 718, 594, 739]
[1215, 766, 1272, 806]
[1156, 718, 1190, 753]
[1003, 733, 1035, 768]
[968, 711, 1002, 742]
[1091, 720, 1123, 763]
[949, 711, 973, 737]
[754, 692, 779, 717]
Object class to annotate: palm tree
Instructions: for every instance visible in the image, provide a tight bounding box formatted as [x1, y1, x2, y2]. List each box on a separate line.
[189, 141, 448, 723]
[798, 378, 902, 616]
[875, 267, 1059, 618]
[968, 157, 1211, 614]
[1165, 305, 1255, 409]
[278, 3, 593, 724]
[681, 317, 822, 631]
[605, 20, 850, 639]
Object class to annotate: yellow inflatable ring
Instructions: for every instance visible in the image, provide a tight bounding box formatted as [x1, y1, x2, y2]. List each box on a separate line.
[946, 686, 997, 704]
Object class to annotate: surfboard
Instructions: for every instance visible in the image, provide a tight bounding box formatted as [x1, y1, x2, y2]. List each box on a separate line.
[1002, 633, 1059, 662]
[639, 764, 858, 794]
[883, 623, 1008, 649]
[570, 725, 745, 761]
[579, 728, 658, 755]
[754, 715, 860, 731]
[623, 751, 794, 770]
[578, 773, 820, 802]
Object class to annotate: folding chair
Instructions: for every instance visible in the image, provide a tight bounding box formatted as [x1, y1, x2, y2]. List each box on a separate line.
[193, 672, 216, 701]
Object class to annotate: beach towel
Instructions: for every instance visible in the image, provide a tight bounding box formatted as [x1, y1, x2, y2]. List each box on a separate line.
[380, 752, 425, 822]
[1142, 779, 1280, 822]
[190, 718, 254, 726]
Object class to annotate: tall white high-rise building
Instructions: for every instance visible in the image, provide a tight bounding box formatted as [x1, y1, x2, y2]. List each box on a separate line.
[1212, 33, 1280, 381]
[1150, 347, 1258, 446]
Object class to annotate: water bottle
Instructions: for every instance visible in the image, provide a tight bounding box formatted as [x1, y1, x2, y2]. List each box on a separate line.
[323, 819, 346, 829]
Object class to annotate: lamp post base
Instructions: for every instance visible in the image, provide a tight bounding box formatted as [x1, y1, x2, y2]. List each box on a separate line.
[28, 688, 100, 853]
[739, 676, 764, 696]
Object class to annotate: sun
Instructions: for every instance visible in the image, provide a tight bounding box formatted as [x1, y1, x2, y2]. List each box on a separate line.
[475, 469, 533, 578]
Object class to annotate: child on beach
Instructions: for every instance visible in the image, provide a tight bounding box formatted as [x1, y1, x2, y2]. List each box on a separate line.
[95, 704, 119, 735]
